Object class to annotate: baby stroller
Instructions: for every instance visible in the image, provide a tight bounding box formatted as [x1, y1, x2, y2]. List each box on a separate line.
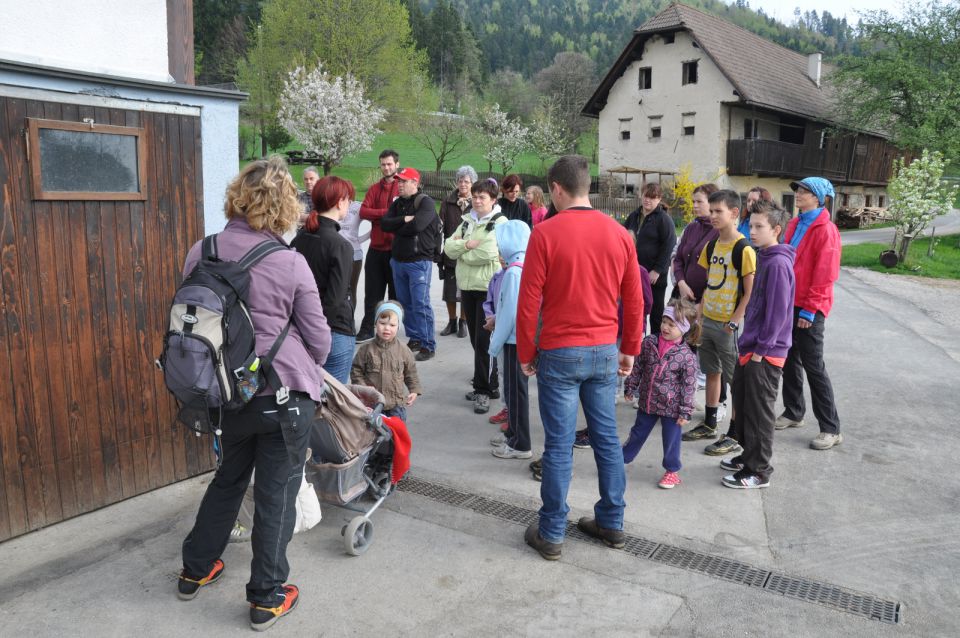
[305, 371, 409, 556]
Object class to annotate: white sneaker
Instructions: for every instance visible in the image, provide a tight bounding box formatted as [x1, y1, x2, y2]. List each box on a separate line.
[490, 433, 506, 447]
[717, 402, 728, 423]
[492, 444, 533, 459]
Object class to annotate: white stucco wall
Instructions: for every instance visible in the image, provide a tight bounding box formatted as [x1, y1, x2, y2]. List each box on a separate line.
[0, 71, 239, 235]
[598, 31, 736, 186]
[0, 0, 171, 82]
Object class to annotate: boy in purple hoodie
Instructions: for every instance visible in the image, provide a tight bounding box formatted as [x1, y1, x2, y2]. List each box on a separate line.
[721, 201, 796, 490]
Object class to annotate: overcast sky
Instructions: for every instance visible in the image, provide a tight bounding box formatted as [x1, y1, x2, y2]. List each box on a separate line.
[728, 0, 905, 23]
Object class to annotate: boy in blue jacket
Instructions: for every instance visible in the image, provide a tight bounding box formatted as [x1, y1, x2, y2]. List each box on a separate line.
[722, 201, 796, 489]
[488, 220, 532, 459]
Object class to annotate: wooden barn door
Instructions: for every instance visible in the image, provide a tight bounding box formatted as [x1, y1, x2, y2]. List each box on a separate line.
[0, 95, 215, 541]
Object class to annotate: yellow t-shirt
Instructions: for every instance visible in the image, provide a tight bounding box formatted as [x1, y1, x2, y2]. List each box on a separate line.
[697, 234, 757, 322]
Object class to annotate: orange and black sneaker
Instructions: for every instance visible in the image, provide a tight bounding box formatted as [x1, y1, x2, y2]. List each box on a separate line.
[177, 559, 224, 600]
[250, 584, 299, 631]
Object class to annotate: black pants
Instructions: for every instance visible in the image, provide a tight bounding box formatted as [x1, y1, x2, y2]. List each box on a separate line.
[461, 289, 498, 395]
[358, 249, 396, 336]
[349, 259, 363, 314]
[649, 275, 668, 336]
[781, 309, 840, 434]
[181, 393, 315, 606]
[732, 359, 781, 480]
[502, 344, 530, 451]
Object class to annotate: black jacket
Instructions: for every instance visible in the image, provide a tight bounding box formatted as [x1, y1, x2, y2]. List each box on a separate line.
[497, 196, 532, 228]
[291, 216, 355, 336]
[381, 192, 440, 262]
[623, 204, 676, 279]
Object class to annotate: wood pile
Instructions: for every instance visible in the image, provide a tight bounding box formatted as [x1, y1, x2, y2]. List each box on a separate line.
[836, 206, 891, 229]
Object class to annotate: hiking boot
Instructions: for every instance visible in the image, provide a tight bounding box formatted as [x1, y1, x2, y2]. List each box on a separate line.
[228, 521, 251, 543]
[810, 432, 843, 450]
[474, 393, 490, 414]
[489, 407, 508, 424]
[524, 523, 562, 561]
[439, 320, 457, 336]
[457, 319, 468, 338]
[657, 471, 681, 489]
[407, 339, 422, 351]
[573, 429, 591, 449]
[722, 472, 770, 489]
[177, 559, 224, 601]
[415, 348, 435, 362]
[490, 433, 506, 447]
[682, 423, 718, 441]
[249, 584, 299, 631]
[576, 517, 625, 549]
[465, 389, 499, 401]
[704, 436, 742, 456]
[775, 414, 805, 430]
[492, 444, 533, 459]
[719, 456, 744, 472]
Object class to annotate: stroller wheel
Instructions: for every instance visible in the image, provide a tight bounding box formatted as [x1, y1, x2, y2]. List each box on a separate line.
[343, 516, 373, 556]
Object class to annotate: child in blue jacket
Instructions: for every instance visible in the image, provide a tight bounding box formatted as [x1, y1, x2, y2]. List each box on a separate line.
[487, 220, 532, 459]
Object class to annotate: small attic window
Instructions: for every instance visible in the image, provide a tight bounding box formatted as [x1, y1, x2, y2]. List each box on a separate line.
[682, 61, 699, 85]
[663, 33, 675, 44]
[639, 67, 652, 90]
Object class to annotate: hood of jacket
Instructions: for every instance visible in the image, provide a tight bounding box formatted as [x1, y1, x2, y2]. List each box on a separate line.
[759, 242, 796, 266]
[463, 203, 502, 224]
[495, 219, 531, 263]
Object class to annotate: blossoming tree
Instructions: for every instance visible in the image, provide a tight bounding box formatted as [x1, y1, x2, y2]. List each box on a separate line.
[887, 149, 957, 262]
[278, 64, 386, 175]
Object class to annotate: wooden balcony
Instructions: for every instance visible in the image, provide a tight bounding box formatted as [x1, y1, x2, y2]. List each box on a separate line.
[727, 138, 897, 185]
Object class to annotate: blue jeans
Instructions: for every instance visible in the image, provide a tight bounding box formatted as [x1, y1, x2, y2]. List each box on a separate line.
[323, 331, 355, 384]
[536, 344, 624, 542]
[622, 412, 682, 472]
[391, 259, 436, 351]
[384, 405, 407, 423]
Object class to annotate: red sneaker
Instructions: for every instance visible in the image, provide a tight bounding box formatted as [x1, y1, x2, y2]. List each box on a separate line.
[489, 407, 508, 424]
[177, 559, 224, 600]
[250, 584, 300, 631]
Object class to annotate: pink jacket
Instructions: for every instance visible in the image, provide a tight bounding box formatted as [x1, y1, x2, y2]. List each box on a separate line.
[624, 334, 698, 420]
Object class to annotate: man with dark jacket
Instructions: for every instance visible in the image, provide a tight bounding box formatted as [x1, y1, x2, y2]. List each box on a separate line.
[623, 184, 676, 334]
[357, 150, 400, 341]
[380, 167, 440, 361]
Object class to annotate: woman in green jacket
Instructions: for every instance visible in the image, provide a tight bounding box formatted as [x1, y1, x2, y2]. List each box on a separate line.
[444, 178, 507, 414]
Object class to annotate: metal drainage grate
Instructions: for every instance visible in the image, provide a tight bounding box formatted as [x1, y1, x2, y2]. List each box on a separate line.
[396, 476, 901, 624]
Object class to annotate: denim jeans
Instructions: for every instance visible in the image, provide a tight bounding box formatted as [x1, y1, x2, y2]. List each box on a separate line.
[181, 392, 315, 606]
[391, 259, 436, 351]
[384, 405, 407, 423]
[536, 344, 624, 542]
[323, 331, 356, 384]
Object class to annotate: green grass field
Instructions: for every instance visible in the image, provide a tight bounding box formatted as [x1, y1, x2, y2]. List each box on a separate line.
[841, 233, 960, 280]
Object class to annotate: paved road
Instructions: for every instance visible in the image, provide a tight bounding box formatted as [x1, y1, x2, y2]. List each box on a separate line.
[841, 210, 960, 245]
[2, 256, 958, 636]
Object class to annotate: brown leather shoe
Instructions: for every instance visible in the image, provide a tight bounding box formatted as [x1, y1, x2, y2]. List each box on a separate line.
[576, 517, 625, 549]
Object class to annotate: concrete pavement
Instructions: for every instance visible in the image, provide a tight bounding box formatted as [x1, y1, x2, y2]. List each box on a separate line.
[1, 262, 958, 637]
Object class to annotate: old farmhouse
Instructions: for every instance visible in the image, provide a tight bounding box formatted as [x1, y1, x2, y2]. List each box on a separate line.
[583, 2, 902, 215]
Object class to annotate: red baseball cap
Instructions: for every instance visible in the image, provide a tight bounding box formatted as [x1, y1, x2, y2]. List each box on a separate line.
[394, 167, 420, 182]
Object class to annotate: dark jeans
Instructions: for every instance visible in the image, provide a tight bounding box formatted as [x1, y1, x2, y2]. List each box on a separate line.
[781, 309, 840, 434]
[359, 249, 396, 336]
[384, 405, 407, 423]
[502, 344, 530, 452]
[181, 393, 315, 606]
[732, 359, 781, 480]
[649, 275, 668, 335]
[622, 411, 682, 472]
[349, 259, 363, 314]
[461, 289, 498, 395]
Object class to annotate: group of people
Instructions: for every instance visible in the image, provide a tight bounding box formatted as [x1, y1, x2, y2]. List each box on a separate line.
[173, 149, 844, 624]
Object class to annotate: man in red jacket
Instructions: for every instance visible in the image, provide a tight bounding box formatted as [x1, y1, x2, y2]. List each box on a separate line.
[357, 150, 400, 341]
[517, 155, 644, 560]
[777, 177, 843, 450]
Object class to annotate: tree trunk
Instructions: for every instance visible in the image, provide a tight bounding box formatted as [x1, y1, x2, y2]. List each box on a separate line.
[897, 234, 914, 263]
[259, 118, 268, 158]
[323, 161, 332, 176]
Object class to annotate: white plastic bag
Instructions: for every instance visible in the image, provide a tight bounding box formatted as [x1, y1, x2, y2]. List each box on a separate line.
[237, 470, 322, 535]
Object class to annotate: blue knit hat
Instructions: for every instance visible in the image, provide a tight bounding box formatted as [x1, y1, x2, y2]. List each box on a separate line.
[789, 177, 835, 206]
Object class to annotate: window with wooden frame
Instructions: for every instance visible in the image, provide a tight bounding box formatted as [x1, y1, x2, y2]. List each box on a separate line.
[682, 60, 699, 85]
[27, 118, 147, 201]
[638, 67, 652, 90]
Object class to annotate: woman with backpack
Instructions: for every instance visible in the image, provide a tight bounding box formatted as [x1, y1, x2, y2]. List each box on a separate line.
[291, 176, 357, 383]
[176, 157, 331, 632]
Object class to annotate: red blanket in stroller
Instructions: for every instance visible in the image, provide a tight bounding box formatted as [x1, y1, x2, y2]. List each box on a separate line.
[381, 415, 411, 484]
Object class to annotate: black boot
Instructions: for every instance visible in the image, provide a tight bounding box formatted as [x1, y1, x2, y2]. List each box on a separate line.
[439, 319, 457, 336]
[457, 319, 468, 338]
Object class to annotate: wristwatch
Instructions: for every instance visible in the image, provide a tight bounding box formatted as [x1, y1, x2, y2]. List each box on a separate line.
[727, 321, 739, 331]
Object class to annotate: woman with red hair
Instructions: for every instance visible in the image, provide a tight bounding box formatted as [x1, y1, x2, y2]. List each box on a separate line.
[291, 175, 357, 382]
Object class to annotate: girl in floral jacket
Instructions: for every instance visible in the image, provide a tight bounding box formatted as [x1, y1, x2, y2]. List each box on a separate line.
[622, 299, 700, 489]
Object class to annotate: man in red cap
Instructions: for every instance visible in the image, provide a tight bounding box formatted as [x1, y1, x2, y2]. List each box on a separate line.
[380, 167, 441, 361]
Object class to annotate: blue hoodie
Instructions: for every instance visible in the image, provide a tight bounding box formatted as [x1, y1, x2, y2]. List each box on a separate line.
[488, 221, 531, 357]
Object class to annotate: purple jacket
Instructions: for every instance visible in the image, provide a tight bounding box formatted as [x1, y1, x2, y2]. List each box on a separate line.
[738, 243, 796, 359]
[183, 218, 331, 401]
[672, 217, 718, 302]
[484, 268, 506, 317]
[624, 334, 698, 420]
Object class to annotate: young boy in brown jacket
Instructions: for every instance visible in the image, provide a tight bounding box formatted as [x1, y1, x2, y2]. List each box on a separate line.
[351, 301, 422, 422]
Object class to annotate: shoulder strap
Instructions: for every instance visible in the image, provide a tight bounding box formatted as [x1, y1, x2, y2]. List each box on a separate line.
[705, 238, 718, 264]
[201, 234, 218, 260]
[413, 193, 426, 209]
[485, 212, 505, 231]
[237, 240, 287, 271]
[731, 238, 748, 273]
